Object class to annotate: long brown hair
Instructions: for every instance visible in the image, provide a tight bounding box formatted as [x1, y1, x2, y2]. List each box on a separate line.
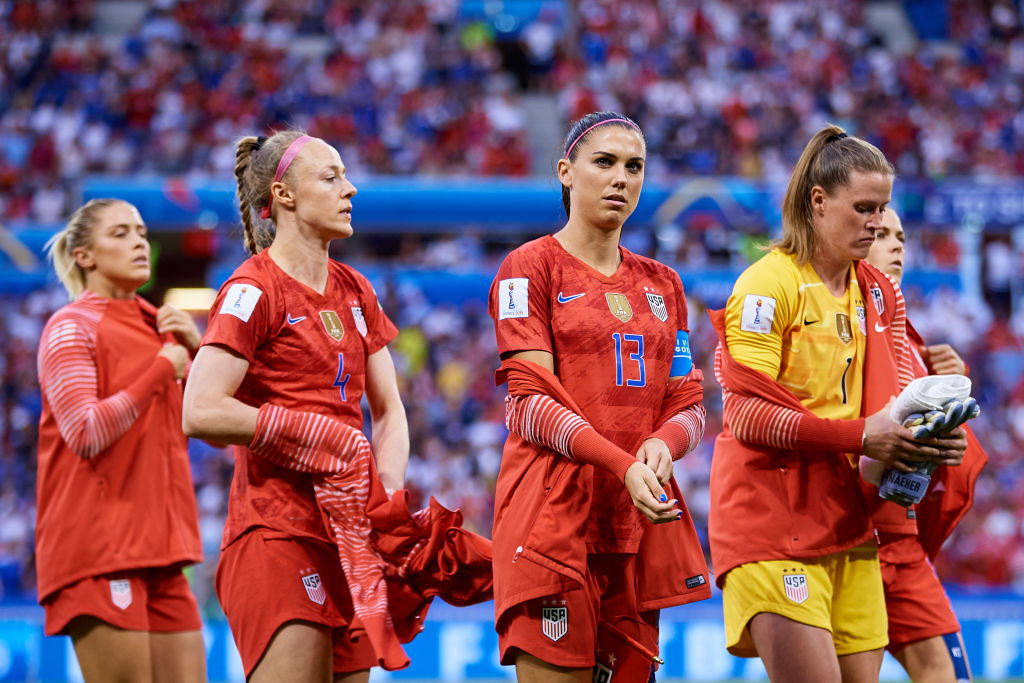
[234, 130, 308, 254]
[778, 124, 894, 263]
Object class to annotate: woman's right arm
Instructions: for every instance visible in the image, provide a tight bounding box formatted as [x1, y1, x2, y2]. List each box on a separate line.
[181, 345, 258, 445]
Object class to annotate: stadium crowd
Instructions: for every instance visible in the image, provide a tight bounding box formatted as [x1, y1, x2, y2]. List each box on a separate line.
[2, 0, 1024, 611]
[2, 0, 1024, 222]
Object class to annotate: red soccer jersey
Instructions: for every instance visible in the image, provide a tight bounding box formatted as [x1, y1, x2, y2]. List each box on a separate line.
[36, 293, 202, 602]
[491, 235, 690, 551]
[202, 251, 397, 548]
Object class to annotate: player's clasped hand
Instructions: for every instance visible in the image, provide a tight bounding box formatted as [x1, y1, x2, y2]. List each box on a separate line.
[157, 343, 190, 379]
[624, 461, 682, 524]
[863, 401, 968, 473]
[635, 437, 674, 485]
[156, 303, 202, 350]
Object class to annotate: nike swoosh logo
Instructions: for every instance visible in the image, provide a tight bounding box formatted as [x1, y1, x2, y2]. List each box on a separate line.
[875, 322, 889, 332]
[557, 292, 585, 303]
[803, 318, 819, 326]
[287, 314, 306, 324]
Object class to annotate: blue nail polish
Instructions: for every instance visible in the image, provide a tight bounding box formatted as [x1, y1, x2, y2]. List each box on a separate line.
[659, 493, 667, 503]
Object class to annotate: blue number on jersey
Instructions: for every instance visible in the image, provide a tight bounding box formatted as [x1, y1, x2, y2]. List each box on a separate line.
[613, 333, 646, 387]
[334, 353, 351, 401]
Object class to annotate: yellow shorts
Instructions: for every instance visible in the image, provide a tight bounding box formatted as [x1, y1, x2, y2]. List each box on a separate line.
[721, 544, 888, 657]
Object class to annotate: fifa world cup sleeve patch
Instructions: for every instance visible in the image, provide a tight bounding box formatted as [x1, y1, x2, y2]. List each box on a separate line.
[740, 294, 776, 334]
[671, 330, 693, 376]
[498, 278, 529, 320]
[219, 283, 263, 323]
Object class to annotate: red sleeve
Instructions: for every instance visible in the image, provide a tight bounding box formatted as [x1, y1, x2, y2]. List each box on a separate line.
[672, 270, 689, 332]
[490, 246, 554, 357]
[356, 274, 398, 354]
[201, 276, 275, 363]
[39, 310, 176, 459]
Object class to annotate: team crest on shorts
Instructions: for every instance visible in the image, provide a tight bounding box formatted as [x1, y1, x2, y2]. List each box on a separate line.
[783, 573, 809, 604]
[870, 286, 885, 315]
[109, 579, 132, 610]
[541, 600, 568, 642]
[835, 312, 852, 345]
[646, 292, 668, 322]
[594, 662, 613, 682]
[605, 293, 633, 323]
[351, 306, 367, 337]
[301, 572, 326, 605]
[319, 311, 344, 341]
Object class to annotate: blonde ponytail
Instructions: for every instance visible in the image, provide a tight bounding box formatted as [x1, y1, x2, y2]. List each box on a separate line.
[233, 130, 307, 254]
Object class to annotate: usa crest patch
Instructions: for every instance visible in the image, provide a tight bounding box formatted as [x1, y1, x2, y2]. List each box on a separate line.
[302, 573, 326, 605]
[351, 306, 367, 337]
[646, 292, 668, 322]
[870, 286, 885, 315]
[110, 579, 132, 610]
[541, 604, 568, 642]
[783, 573, 809, 604]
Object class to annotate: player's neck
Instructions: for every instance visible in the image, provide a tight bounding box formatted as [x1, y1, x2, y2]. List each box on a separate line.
[809, 253, 851, 297]
[555, 222, 622, 277]
[267, 232, 330, 295]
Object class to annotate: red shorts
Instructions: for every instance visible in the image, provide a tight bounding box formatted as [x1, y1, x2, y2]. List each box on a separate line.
[496, 553, 658, 669]
[881, 537, 960, 650]
[43, 565, 201, 636]
[216, 528, 376, 677]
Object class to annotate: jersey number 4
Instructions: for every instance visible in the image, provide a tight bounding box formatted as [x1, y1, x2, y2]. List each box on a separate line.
[334, 353, 351, 401]
[613, 333, 646, 387]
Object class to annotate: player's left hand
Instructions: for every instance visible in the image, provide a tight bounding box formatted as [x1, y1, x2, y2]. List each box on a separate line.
[636, 437, 673, 485]
[921, 344, 967, 376]
[157, 304, 202, 350]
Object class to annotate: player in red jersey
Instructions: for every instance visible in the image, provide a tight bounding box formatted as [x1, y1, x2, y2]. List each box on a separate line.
[36, 199, 206, 682]
[868, 208, 983, 683]
[489, 112, 710, 682]
[182, 131, 409, 682]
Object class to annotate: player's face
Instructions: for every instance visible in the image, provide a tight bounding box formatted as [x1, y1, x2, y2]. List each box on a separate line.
[813, 170, 892, 264]
[73, 202, 151, 293]
[289, 139, 357, 240]
[867, 209, 905, 282]
[562, 126, 645, 231]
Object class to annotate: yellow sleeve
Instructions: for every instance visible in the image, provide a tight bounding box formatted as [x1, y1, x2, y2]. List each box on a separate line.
[724, 254, 797, 379]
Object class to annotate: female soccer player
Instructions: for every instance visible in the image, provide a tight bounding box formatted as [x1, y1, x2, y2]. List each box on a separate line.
[36, 199, 206, 682]
[708, 125, 968, 683]
[489, 111, 710, 682]
[868, 208, 984, 683]
[182, 131, 409, 682]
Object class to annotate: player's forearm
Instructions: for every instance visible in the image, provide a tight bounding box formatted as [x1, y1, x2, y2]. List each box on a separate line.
[724, 392, 863, 454]
[182, 391, 259, 445]
[370, 405, 409, 491]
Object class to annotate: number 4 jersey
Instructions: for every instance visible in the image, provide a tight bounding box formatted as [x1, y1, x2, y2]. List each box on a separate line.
[490, 235, 693, 552]
[202, 250, 397, 547]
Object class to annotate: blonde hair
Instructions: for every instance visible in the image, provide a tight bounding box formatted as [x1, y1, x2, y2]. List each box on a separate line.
[45, 198, 128, 298]
[234, 129, 308, 254]
[778, 124, 894, 263]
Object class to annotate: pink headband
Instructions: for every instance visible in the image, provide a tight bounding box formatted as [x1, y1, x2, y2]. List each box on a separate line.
[259, 135, 313, 219]
[564, 118, 640, 160]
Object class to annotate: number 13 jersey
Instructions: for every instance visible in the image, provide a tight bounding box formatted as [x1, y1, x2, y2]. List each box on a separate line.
[491, 235, 691, 552]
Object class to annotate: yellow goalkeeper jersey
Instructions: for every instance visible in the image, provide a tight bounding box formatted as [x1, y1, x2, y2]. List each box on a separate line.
[724, 249, 867, 421]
